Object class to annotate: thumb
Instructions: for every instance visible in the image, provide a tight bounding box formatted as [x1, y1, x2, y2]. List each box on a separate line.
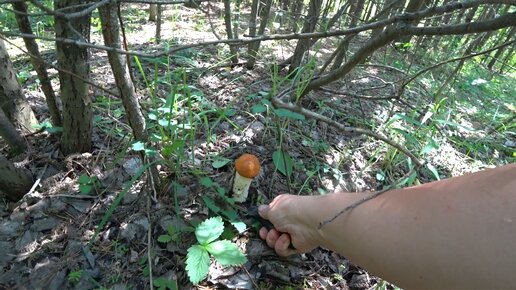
[258, 205, 269, 219]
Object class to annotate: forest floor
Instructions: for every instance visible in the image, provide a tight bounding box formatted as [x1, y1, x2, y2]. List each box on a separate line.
[1, 3, 515, 290]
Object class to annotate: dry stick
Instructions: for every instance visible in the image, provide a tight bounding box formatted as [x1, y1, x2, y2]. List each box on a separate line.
[198, 0, 221, 40]
[319, 87, 397, 100]
[117, 1, 135, 84]
[271, 96, 423, 167]
[146, 194, 154, 290]
[0, 36, 120, 98]
[318, 166, 420, 229]
[27, 149, 58, 196]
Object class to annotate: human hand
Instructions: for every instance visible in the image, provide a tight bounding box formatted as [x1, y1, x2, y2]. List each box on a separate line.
[258, 194, 322, 256]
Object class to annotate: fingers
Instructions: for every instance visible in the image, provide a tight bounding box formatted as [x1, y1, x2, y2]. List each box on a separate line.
[275, 233, 297, 256]
[260, 227, 297, 256]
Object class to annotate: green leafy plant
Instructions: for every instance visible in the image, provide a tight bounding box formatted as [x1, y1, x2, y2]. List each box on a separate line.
[158, 224, 180, 243]
[154, 277, 178, 290]
[185, 216, 247, 284]
[67, 269, 83, 284]
[78, 174, 99, 195]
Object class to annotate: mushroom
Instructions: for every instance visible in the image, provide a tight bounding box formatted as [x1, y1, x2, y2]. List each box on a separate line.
[232, 153, 260, 202]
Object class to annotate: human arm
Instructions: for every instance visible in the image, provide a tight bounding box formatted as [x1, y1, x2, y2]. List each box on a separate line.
[258, 164, 516, 288]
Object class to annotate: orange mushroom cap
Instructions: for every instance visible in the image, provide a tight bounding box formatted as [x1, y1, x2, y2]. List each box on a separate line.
[235, 154, 261, 178]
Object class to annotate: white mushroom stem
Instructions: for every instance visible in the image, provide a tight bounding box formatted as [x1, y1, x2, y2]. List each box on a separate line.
[232, 172, 253, 203]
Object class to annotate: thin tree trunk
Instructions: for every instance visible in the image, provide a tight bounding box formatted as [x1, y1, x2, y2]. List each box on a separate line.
[54, 0, 92, 154]
[246, 0, 273, 69]
[223, 0, 238, 64]
[100, 1, 160, 187]
[246, 0, 259, 68]
[0, 154, 33, 201]
[0, 108, 27, 154]
[288, 0, 323, 74]
[232, 0, 240, 40]
[291, 0, 304, 32]
[149, 4, 157, 21]
[99, 1, 147, 142]
[156, 4, 162, 43]
[12, 1, 61, 127]
[330, 0, 365, 70]
[433, 34, 484, 102]
[281, 1, 349, 69]
[398, 0, 428, 43]
[371, 0, 404, 39]
[499, 46, 514, 73]
[487, 27, 515, 70]
[0, 39, 38, 133]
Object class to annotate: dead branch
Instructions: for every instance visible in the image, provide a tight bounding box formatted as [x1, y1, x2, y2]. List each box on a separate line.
[319, 87, 397, 100]
[270, 95, 423, 167]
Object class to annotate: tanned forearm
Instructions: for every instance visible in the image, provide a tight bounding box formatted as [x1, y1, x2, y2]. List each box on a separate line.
[308, 164, 516, 288]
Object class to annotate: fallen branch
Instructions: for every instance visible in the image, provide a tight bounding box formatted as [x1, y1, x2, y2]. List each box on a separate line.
[270, 96, 423, 167]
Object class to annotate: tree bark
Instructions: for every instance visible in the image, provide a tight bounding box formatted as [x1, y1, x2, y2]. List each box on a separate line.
[149, 4, 157, 21]
[12, 1, 61, 127]
[246, 0, 259, 68]
[397, 0, 428, 43]
[54, 0, 92, 154]
[0, 154, 33, 201]
[371, 0, 405, 38]
[0, 108, 27, 154]
[0, 39, 39, 133]
[99, 1, 148, 142]
[156, 4, 162, 43]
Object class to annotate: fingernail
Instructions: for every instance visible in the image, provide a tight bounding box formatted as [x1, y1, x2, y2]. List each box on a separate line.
[258, 205, 268, 216]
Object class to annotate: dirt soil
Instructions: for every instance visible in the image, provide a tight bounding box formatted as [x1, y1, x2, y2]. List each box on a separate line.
[1, 3, 510, 290]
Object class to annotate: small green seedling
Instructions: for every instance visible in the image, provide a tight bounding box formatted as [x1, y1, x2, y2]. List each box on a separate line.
[153, 277, 178, 290]
[78, 174, 99, 195]
[185, 216, 247, 284]
[158, 224, 180, 243]
[67, 269, 83, 284]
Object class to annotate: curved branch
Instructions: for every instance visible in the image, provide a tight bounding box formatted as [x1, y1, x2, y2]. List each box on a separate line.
[271, 96, 423, 167]
[304, 11, 516, 94]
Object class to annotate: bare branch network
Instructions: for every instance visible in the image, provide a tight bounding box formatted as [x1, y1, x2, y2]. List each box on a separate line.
[1, 0, 514, 59]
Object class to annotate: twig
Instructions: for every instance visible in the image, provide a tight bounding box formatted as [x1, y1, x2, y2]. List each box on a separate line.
[27, 149, 59, 196]
[50, 194, 98, 199]
[271, 95, 423, 167]
[319, 87, 397, 100]
[198, 0, 221, 40]
[318, 166, 420, 229]
[146, 194, 154, 290]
